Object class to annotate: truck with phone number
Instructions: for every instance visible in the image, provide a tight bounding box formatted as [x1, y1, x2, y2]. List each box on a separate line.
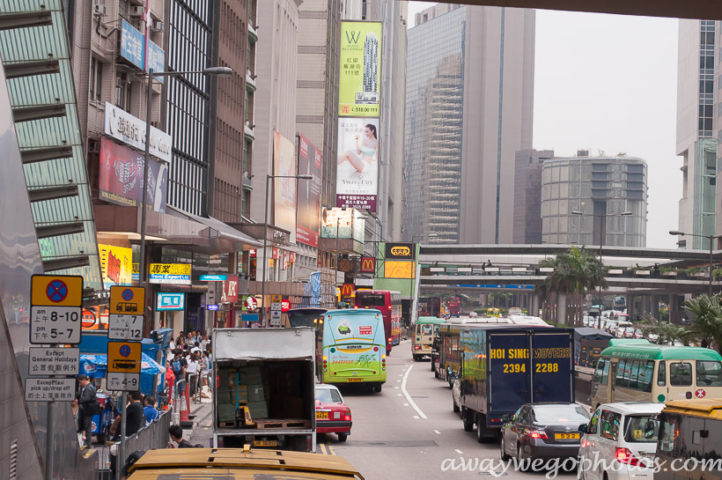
[212, 328, 316, 451]
[458, 325, 575, 441]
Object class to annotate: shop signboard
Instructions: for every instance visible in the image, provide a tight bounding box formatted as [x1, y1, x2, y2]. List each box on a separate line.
[360, 257, 376, 273]
[104, 102, 172, 162]
[296, 134, 322, 248]
[148, 263, 191, 285]
[156, 292, 185, 311]
[221, 275, 239, 304]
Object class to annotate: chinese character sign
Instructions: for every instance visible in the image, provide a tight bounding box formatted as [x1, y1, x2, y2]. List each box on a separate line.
[296, 134, 322, 248]
[336, 118, 379, 212]
[339, 22, 382, 117]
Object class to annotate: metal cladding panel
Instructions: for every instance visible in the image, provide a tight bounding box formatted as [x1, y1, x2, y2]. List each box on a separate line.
[213, 328, 316, 361]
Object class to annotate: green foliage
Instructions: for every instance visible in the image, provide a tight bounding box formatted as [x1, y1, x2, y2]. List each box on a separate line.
[683, 295, 722, 352]
[639, 315, 693, 346]
[537, 246, 607, 297]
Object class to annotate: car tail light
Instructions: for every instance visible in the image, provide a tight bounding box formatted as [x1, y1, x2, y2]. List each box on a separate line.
[382, 354, 386, 371]
[388, 337, 392, 343]
[323, 355, 328, 372]
[344, 408, 352, 422]
[216, 376, 220, 388]
[615, 448, 642, 466]
[414, 345, 421, 350]
[528, 430, 548, 439]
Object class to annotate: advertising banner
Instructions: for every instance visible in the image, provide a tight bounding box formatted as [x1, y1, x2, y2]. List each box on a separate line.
[98, 244, 133, 287]
[339, 22, 382, 117]
[273, 131, 297, 244]
[296, 134, 322, 248]
[104, 102, 172, 163]
[321, 207, 353, 238]
[120, 19, 165, 82]
[384, 261, 415, 279]
[385, 242, 415, 260]
[336, 118, 379, 212]
[98, 138, 168, 212]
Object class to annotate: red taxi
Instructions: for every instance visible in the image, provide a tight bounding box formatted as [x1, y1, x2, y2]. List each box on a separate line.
[315, 384, 352, 442]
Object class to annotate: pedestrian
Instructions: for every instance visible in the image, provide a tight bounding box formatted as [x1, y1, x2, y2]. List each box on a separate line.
[200, 334, 209, 351]
[126, 391, 145, 436]
[190, 342, 201, 355]
[168, 425, 193, 448]
[186, 353, 199, 399]
[144, 396, 159, 425]
[200, 351, 210, 387]
[77, 374, 99, 447]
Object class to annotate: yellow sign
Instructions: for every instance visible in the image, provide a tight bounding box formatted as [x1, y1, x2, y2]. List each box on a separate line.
[271, 294, 282, 304]
[31, 275, 83, 307]
[384, 261, 415, 279]
[109, 286, 145, 315]
[149, 263, 191, 275]
[339, 22, 382, 117]
[107, 341, 142, 373]
[98, 244, 133, 286]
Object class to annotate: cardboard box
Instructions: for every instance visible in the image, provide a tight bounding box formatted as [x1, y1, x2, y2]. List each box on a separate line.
[248, 384, 265, 403]
[247, 400, 268, 419]
[217, 404, 237, 423]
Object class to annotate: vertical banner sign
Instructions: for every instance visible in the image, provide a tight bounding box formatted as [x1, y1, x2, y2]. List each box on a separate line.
[336, 118, 379, 212]
[273, 131, 297, 244]
[296, 134, 323, 248]
[30, 275, 83, 345]
[99, 244, 134, 286]
[339, 22, 382, 117]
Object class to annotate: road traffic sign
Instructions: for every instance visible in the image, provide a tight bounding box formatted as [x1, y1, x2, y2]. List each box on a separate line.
[110, 286, 145, 315]
[29, 347, 79, 376]
[271, 303, 282, 311]
[31, 275, 83, 307]
[270, 310, 282, 326]
[25, 378, 76, 402]
[271, 294, 282, 304]
[30, 275, 83, 345]
[107, 341, 142, 373]
[107, 372, 140, 391]
[108, 314, 143, 341]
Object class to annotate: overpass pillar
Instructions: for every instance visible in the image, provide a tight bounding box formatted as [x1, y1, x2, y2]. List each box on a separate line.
[531, 294, 540, 317]
[641, 296, 650, 319]
[557, 293, 567, 325]
[626, 295, 634, 320]
[650, 295, 660, 320]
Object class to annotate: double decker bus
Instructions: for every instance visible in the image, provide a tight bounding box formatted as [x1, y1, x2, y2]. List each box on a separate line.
[447, 297, 461, 317]
[321, 309, 387, 392]
[355, 290, 401, 353]
[420, 296, 442, 317]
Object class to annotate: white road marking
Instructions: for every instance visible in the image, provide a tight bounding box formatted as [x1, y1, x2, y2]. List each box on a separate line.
[455, 449, 463, 455]
[396, 379, 401, 383]
[403, 403, 409, 406]
[413, 415, 420, 419]
[397, 393, 402, 397]
[394, 386, 399, 389]
[434, 430, 441, 435]
[401, 364, 428, 419]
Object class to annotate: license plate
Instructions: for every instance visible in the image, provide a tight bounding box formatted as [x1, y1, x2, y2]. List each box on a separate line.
[316, 411, 329, 419]
[555, 433, 580, 440]
[252, 440, 278, 447]
[348, 378, 363, 382]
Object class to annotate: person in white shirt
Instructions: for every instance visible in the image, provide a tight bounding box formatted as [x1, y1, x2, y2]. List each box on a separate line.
[186, 353, 199, 399]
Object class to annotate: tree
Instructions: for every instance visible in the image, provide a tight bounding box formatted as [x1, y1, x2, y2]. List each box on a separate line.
[684, 295, 722, 352]
[537, 246, 607, 326]
[640, 315, 693, 346]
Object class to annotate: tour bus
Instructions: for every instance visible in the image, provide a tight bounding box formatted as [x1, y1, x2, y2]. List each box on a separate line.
[590, 339, 722, 409]
[321, 309, 387, 392]
[355, 290, 402, 352]
[412, 316, 445, 361]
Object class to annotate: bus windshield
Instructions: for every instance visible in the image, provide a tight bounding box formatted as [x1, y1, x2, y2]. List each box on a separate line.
[356, 294, 386, 307]
[420, 324, 433, 335]
[697, 361, 722, 386]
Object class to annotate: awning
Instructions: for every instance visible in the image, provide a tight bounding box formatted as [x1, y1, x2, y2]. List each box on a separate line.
[167, 206, 263, 252]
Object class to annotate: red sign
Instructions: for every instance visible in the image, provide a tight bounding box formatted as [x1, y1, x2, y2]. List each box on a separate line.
[221, 275, 239, 304]
[249, 250, 256, 258]
[98, 138, 168, 212]
[272, 247, 279, 260]
[289, 252, 297, 263]
[281, 299, 292, 312]
[360, 257, 376, 273]
[359, 326, 372, 335]
[696, 388, 706, 398]
[340, 283, 354, 297]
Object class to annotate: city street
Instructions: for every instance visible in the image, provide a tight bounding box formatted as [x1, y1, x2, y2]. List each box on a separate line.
[188, 339, 577, 480]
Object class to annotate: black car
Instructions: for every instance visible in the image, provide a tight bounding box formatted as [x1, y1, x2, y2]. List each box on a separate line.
[500, 403, 590, 469]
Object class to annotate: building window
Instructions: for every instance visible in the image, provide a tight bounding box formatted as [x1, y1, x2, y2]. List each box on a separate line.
[115, 73, 132, 111]
[90, 58, 103, 103]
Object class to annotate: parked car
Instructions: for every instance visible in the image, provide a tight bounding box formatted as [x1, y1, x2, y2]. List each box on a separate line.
[315, 384, 352, 442]
[500, 403, 590, 469]
[578, 402, 664, 480]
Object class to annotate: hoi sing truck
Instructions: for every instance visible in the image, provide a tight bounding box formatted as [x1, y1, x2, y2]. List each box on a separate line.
[458, 325, 575, 441]
[212, 328, 317, 451]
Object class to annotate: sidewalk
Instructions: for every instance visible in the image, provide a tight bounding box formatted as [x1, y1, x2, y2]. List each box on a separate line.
[185, 397, 214, 447]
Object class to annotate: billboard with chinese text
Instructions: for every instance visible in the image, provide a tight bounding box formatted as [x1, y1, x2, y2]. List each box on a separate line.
[339, 22, 382, 117]
[336, 118, 379, 212]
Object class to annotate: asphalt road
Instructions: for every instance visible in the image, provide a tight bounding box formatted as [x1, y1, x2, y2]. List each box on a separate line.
[319, 339, 577, 480]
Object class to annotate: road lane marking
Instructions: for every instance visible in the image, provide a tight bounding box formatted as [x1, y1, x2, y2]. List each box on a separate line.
[434, 430, 441, 435]
[413, 415, 420, 419]
[404, 403, 409, 406]
[329, 445, 337, 456]
[455, 449, 463, 455]
[397, 393, 402, 397]
[401, 365, 428, 419]
[319, 443, 328, 455]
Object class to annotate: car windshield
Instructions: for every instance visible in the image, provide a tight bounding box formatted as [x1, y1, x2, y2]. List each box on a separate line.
[623, 415, 660, 443]
[532, 404, 590, 424]
[316, 388, 343, 403]
[420, 324, 433, 335]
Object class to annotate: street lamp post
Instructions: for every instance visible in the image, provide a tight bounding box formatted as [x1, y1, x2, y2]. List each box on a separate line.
[571, 210, 631, 323]
[669, 230, 718, 297]
[260, 174, 312, 326]
[410, 234, 437, 324]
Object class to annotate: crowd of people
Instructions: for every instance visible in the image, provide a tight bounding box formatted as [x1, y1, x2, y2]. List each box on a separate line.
[168, 330, 213, 400]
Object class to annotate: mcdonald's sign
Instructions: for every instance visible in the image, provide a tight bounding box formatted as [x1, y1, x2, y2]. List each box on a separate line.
[360, 257, 376, 273]
[340, 283, 355, 297]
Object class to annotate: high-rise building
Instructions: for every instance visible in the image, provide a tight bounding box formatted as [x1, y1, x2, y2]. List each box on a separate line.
[514, 149, 555, 244]
[540, 154, 648, 247]
[403, 5, 535, 244]
[676, 19, 717, 250]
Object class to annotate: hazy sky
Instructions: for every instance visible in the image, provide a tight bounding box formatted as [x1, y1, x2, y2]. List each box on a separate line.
[406, 2, 680, 249]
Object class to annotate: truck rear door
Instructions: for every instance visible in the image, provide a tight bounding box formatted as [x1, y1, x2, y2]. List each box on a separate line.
[488, 333, 531, 418]
[530, 331, 574, 403]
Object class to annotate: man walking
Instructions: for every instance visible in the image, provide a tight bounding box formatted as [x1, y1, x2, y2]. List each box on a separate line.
[78, 374, 99, 447]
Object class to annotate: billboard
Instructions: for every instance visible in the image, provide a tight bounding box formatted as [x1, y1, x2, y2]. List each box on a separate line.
[98, 138, 168, 212]
[104, 102, 172, 162]
[296, 134, 322, 248]
[336, 118, 379, 212]
[339, 22, 382, 117]
[273, 131, 297, 244]
[385, 243, 415, 260]
[120, 19, 165, 82]
[384, 261, 415, 279]
[321, 207, 353, 238]
[98, 244, 133, 287]
[148, 263, 191, 285]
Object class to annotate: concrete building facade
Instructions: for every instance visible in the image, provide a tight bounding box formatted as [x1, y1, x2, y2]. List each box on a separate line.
[676, 19, 717, 250]
[403, 4, 535, 244]
[513, 149, 554, 244]
[540, 155, 648, 247]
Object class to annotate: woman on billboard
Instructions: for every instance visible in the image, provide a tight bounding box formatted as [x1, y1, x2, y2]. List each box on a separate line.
[337, 123, 378, 173]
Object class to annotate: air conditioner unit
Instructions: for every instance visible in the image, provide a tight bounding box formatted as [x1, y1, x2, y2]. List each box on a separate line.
[129, 6, 143, 17]
[152, 20, 163, 32]
[93, 4, 106, 15]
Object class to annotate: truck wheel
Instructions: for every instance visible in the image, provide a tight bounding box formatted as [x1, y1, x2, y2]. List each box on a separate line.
[453, 397, 460, 413]
[476, 413, 486, 443]
[412, 355, 418, 362]
[337, 433, 348, 442]
[373, 384, 383, 393]
[463, 410, 474, 432]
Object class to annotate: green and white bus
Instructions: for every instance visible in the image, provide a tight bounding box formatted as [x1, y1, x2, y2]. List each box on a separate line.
[591, 339, 722, 409]
[321, 309, 387, 392]
[412, 316, 445, 361]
